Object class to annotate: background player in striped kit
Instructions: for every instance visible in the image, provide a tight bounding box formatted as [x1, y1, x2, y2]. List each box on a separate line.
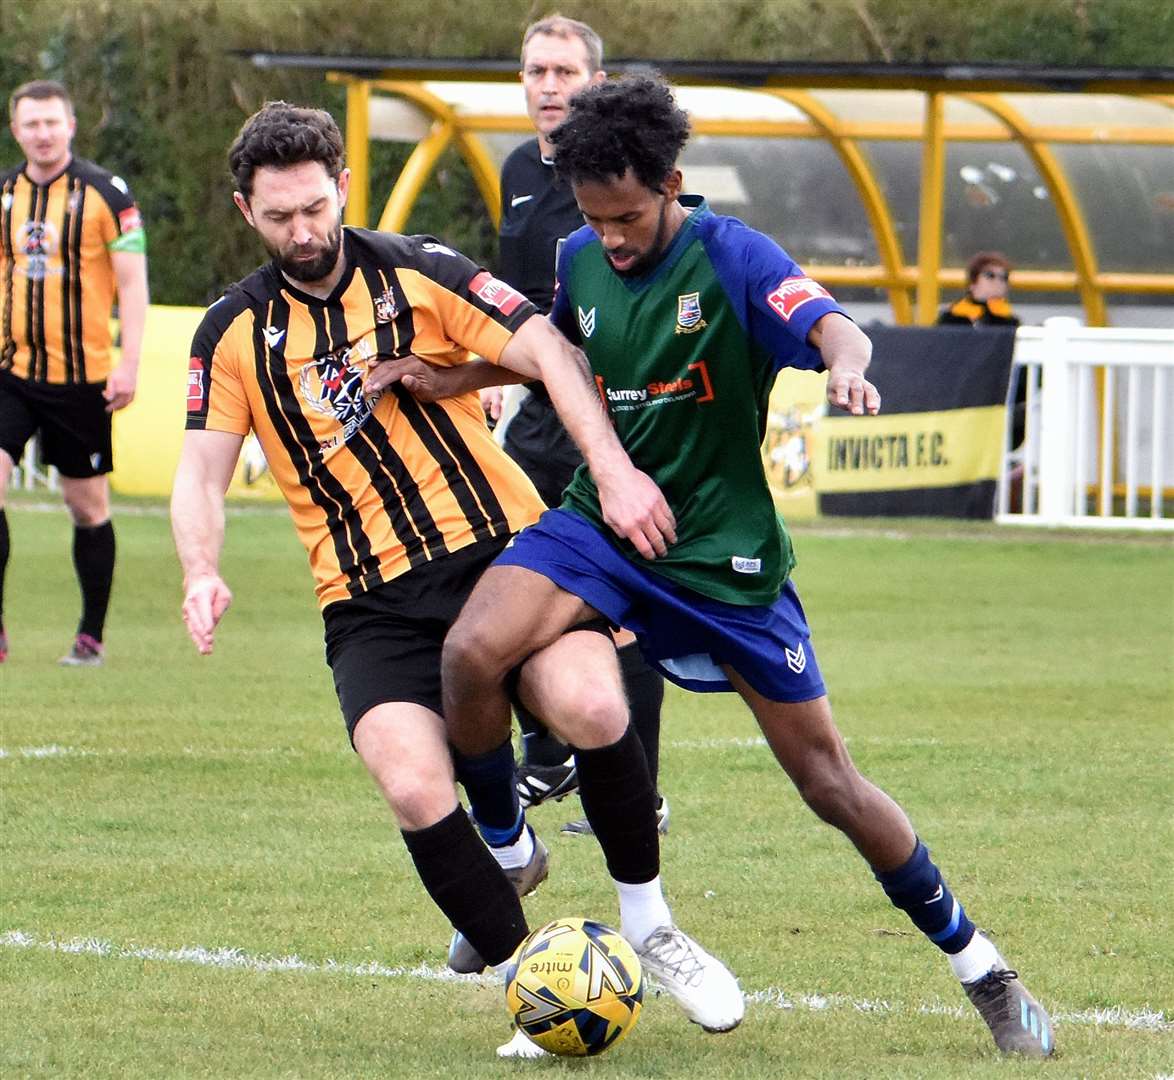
[0, 80, 148, 666]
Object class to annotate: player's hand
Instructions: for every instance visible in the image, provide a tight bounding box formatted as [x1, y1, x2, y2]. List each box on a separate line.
[826, 370, 880, 415]
[181, 573, 233, 655]
[480, 386, 504, 422]
[365, 355, 459, 401]
[597, 467, 677, 560]
[103, 363, 138, 412]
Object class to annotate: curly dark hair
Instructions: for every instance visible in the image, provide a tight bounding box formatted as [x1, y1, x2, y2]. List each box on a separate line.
[229, 101, 344, 200]
[548, 75, 690, 191]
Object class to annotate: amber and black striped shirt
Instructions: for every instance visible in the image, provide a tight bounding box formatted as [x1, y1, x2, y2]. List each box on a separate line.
[187, 227, 547, 608]
[1, 156, 145, 383]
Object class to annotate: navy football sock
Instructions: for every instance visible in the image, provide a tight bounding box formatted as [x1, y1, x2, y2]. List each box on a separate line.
[451, 737, 523, 846]
[874, 840, 976, 954]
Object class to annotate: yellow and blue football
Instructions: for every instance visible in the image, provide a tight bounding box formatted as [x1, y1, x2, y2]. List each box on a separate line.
[504, 918, 643, 1056]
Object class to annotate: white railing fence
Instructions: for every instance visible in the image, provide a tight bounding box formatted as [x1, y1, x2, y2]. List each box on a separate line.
[1000, 318, 1173, 530]
[10, 435, 59, 493]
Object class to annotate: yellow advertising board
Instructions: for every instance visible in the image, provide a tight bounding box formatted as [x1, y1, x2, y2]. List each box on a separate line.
[110, 305, 284, 501]
[813, 407, 1006, 493]
[760, 368, 827, 520]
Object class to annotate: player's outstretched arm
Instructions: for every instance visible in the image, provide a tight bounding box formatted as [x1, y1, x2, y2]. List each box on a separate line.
[170, 429, 244, 655]
[498, 315, 677, 559]
[810, 312, 881, 416]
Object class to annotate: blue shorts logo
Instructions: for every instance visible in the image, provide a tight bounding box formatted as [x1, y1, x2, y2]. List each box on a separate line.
[785, 642, 807, 674]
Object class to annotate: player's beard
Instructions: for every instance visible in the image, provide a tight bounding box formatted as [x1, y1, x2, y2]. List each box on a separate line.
[270, 219, 343, 284]
[607, 198, 670, 279]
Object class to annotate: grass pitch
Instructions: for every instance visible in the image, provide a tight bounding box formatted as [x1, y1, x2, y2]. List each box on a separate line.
[2, 496, 1171, 1078]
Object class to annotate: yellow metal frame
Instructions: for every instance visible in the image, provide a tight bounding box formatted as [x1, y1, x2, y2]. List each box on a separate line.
[332, 71, 1174, 330]
[768, 89, 913, 323]
[335, 75, 506, 232]
[960, 93, 1107, 327]
[916, 92, 946, 324]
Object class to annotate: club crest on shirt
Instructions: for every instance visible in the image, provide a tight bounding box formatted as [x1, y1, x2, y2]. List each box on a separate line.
[299, 338, 379, 448]
[374, 288, 398, 324]
[675, 291, 706, 334]
[578, 305, 596, 338]
[14, 219, 61, 281]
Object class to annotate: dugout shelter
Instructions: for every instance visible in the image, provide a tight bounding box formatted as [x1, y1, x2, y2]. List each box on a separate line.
[244, 54, 1174, 328]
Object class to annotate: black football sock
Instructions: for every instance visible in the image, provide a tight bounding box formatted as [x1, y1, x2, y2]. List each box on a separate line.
[618, 642, 664, 790]
[73, 520, 115, 641]
[574, 724, 659, 884]
[0, 507, 9, 626]
[401, 807, 528, 967]
[516, 700, 571, 767]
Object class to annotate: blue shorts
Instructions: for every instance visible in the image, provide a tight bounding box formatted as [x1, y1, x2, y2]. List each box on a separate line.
[494, 509, 826, 703]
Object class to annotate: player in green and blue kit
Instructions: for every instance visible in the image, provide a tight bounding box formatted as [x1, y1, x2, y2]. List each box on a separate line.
[438, 76, 1053, 1059]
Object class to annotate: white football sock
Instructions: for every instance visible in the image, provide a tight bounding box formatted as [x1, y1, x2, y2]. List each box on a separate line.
[489, 823, 534, 871]
[615, 876, 673, 945]
[948, 930, 1002, 983]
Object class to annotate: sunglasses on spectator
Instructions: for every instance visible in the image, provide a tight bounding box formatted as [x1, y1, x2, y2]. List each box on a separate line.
[980, 269, 1009, 281]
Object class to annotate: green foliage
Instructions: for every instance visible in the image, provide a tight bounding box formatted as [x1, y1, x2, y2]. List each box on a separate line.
[2, 499, 1172, 1075]
[1, 0, 1169, 305]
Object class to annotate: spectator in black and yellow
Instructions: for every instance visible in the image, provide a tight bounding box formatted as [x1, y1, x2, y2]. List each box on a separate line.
[938, 252, 1019, 328]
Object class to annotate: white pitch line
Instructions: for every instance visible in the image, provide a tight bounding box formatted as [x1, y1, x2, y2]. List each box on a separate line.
[0, 744, 97, 760]
[747, 985, 1172, 1032]
[665, 736, 770, 750]
[2, 929, 1169, 1033]
[0, 929, 479, 985]
[1, 738, 775, 762]
[0, 745, 341, 762]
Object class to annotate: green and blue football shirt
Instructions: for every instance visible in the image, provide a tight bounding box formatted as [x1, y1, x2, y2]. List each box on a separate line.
[550, 196, 845, 606]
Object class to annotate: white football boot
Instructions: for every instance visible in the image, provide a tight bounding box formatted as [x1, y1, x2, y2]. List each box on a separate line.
[630, 924, 744, 1032]
[496, 1025, 549, 1059]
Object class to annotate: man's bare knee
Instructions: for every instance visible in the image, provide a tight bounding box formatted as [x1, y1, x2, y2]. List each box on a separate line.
[562, 683, 628, 749]
[61, 479, 109, 526]
[442, 619, 513, 688]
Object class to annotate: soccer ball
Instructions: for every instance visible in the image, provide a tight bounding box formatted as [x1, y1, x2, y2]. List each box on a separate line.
[505, 918, 643, 1056]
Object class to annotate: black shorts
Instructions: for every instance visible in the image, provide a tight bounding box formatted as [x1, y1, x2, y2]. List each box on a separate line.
[323, 536, 513, 742]
[322, 534, 613, 744]
[0, 370, 113, 477]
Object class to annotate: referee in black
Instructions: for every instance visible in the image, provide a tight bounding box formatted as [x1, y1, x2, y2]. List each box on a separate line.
[492, 15, 668, 834]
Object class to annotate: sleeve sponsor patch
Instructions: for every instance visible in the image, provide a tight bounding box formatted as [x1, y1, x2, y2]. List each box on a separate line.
[187, 357, 206, 412]
[118, 206, 143, 234]
[469, 270, 526, 317]
[766, 276, 833, 322]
